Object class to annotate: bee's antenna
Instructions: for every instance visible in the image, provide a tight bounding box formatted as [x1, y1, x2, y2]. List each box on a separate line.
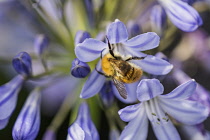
[106, 36, 115, 58]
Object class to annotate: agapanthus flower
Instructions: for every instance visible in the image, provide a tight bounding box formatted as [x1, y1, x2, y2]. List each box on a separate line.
[75, 19, 173, 102]
[158, 0, 203, 32]
[12, 88, 41, 140]
[119, 79, 208, 140]
[67, 102, 99, 140]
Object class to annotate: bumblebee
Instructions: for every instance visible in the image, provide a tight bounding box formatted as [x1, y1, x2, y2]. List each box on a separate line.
[96, 37, 145, 99]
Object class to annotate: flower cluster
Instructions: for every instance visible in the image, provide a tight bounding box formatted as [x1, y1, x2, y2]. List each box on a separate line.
[0, 0, 210, 140]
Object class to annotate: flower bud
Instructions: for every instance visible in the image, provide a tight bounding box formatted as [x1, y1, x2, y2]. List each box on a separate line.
[0, 75, 24, 130]
[67, 102, 99, 140]
[12, 52, 32, 78]
[99, 81, 115, 108]
[12, 88, 41, 140]
[158, 0, 202, 32]
[71, 58, 90, 78]
[34, 34, 49, 56]
[150, 5, 167, 36]
[74, 30, 91, 45]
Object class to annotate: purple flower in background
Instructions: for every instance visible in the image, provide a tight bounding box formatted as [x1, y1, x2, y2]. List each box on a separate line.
[74, 30, 91, 45]
[126, 21, 142, 38]
[0, 75, 24, 130]
[67, 102, 99, 140]
[34, 34, 49, 56]
[75, 19, 173, 102]
[158, 0, 203, 32]
[119, 79, 208, 140]
[150, 5, 167, 36]
[12, 88, 41, 140]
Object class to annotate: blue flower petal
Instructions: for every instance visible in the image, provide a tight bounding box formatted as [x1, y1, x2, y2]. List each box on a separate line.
[151, 118, 181, 140]
[118, 103, 142, 122]
[132, 55, 173, 75]
[0, 117, 9, 130]
[159, 98, 209, 125]
[137, 79, 164, 102]
[0, 75, 24, 120]
[80, 61, 106, 99]
[112, 80, 138, 103]
[12, 89, 41, 140]
[160, 0, 202, 32]
[123, 32, 160, 51]
[145, 99, 181, 140]
[160, 80, 197, 100]
[107, 19, 128, 43]
[119, 104, 148, 140]
[68, 102, 99, 140]
[75, 39, 107, 62]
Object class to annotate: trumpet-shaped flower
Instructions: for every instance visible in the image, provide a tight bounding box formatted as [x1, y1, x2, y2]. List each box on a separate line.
[12, 89, 41, 140]
[75, 19, 173, 102]
[158, 0, 203, 32]
[0, 75, 25, 130]
[119, 79, 208, 140]
[67, 102, 99, 140]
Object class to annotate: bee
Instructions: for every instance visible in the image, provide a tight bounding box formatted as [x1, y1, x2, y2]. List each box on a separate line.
[96, 36, 145, 99]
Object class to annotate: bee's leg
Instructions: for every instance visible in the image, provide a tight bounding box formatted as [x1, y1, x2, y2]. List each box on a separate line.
[95, 67, 109, 78]
[125, 56, 146, 61]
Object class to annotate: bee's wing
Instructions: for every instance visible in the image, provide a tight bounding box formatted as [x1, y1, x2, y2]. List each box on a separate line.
[112, 78, 127, 99]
